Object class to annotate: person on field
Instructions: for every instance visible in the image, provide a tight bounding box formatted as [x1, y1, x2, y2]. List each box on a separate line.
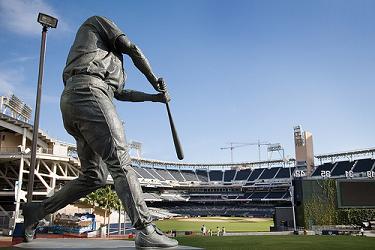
[221, 226, 226, 236]
[201, 224, 207, 236]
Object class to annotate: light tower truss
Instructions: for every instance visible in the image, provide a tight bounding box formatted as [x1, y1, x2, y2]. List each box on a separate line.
[0, 95, 32, 123]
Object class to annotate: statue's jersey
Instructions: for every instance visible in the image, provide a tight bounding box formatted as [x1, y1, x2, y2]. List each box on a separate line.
[63, 16, 125, 92]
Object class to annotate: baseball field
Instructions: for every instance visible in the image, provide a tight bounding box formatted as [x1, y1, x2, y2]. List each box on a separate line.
[153, 217, 375, 249]
[154, 216, 273, 233]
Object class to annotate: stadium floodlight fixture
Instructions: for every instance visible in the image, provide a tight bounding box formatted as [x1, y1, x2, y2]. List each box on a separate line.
[267, 143, 282, 152]
[37, 13, 58, 28]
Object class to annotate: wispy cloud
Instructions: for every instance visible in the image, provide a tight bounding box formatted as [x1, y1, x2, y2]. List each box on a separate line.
[0, 55, 36, 66]
[0, 67, 59, 106]
[0, 68, 24, 95]
[0, 0, 70, 36]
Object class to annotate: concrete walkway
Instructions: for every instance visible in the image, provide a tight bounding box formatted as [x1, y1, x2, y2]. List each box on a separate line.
[14, 238, 202, 250]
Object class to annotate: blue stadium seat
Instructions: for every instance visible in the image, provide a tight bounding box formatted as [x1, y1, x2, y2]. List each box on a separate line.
[244, 193, 253, 199]
[223, 169, 236, 182]
[209, 170, 223, 182]
[331, 161, 354, 176]
[274, 167, 294, 179]
[147, 168, 165, 181]
[155, 169, 175, 180]
[132, 166, 155, 179]
[352, 158, 375, 173]
[196, 169, 209, 182]
[180, 170, 199, 182]
[234, 169, 252, 181]
[311, 162, 334, 176]
[247, 168, 264, 181]
[258, 167, 280, 179]
[249, 192, 268, 199]
[266, 192, 287, 199]
[169, 169, 185, 182]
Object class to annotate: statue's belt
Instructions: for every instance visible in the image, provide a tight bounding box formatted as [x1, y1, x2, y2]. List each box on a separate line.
[65, 74, 112, 91]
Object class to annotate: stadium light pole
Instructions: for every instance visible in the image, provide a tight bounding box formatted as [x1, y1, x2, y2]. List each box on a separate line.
[26, 13, 58, 203]
[287, 155, 297, 233]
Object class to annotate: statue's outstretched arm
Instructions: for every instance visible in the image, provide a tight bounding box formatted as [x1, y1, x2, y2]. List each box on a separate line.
[114, 89, 169, 103]
[115, 35, 163, 92]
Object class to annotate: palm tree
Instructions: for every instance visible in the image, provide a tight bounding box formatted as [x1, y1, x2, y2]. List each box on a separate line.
[84, 185, 121, 237]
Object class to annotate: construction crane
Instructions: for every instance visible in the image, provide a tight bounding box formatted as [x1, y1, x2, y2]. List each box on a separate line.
[220, 140, 271, 163]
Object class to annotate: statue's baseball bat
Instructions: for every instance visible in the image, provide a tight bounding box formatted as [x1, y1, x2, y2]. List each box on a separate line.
[165, 102, 184, 160]
[158, 78, 184, 160]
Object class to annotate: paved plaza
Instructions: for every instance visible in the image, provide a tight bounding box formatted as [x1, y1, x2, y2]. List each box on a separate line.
[14, 238, 202, 250]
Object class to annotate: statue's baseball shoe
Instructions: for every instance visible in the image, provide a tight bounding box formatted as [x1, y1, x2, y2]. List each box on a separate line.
[135, 224, 178, 249]
[22, 202, 43, 242]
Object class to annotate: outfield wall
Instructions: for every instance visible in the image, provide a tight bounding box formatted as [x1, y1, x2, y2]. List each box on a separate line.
[294, 179, 375, 229]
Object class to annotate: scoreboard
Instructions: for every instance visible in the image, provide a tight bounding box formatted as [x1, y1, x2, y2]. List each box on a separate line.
[337, 180, 375, 208]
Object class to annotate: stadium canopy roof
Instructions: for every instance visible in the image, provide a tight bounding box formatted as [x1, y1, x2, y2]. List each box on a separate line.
[132, 157, 295, 169]
[315, 147, 375, 162]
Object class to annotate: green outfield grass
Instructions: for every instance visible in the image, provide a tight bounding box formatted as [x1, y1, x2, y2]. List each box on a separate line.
[175, 235, 375, 250]
[154, 217, 273, 233]
[153, 217, 375, 249]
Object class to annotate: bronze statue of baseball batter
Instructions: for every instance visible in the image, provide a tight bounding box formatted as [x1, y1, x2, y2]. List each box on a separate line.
[23, 16, 178, 249]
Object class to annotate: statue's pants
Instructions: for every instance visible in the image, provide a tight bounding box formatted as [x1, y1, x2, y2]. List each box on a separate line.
[41, 75, 152, 229]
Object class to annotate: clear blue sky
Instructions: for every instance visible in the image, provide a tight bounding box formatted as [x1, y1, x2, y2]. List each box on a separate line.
[0, 0, 374, 163]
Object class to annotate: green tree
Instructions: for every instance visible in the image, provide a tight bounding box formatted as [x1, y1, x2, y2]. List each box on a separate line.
[84, 185, 121, 236]
[112, 193, 124, 235]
